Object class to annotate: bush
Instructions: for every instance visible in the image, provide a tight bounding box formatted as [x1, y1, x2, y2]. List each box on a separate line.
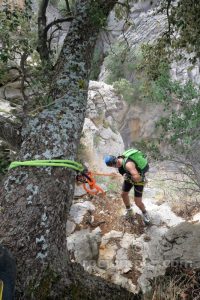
[104, 42, 136, 84]
[113, 79, 135, 104]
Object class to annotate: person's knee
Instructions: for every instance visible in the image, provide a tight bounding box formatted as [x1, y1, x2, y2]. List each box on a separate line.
[134, 197, 142, 205]
[121, 191, 129, 199]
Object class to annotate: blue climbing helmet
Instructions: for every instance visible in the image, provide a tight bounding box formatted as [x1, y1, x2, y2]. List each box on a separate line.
[104, 155, 117, 167]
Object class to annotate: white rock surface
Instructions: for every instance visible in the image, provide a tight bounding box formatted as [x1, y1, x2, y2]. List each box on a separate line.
[67, 227, 102, 264]
[69, 201, 95, 224]
[80, 81, 126, 172]
[115, 248, 132, 273]
[66, 220, 76, 236]
[192, 212, 200, 222]
[101, 230, 123, 246]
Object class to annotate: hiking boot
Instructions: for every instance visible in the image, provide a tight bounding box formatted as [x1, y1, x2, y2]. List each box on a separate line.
[125, 207, 135, 220]
[142, 211, 151, 225]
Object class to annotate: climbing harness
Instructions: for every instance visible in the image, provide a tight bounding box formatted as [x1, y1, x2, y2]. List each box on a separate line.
[9, 160, 105, 195]
[124, 175, 147, 186]
[0, 281, 3, 300]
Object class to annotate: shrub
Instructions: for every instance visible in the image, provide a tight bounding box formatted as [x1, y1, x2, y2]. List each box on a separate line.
[113, 79, 135, 104]
[104, 42, 136, 84]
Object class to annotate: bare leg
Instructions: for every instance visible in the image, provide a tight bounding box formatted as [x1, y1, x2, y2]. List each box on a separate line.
[121, 191, 131, 208]
[134, 196, 146, 213]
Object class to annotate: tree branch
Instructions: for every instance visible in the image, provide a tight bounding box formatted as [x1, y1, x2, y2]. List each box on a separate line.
[20, 52, 29, 114]
[65, 0, 71, 13]
[44, 16, 73, 35]
[37, 0, 50, 62]
[47, 25, 61, 52]
[0, 115, 22, 150]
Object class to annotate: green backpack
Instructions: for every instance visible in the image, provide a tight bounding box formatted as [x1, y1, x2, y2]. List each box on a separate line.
[122, 148, 148, 170]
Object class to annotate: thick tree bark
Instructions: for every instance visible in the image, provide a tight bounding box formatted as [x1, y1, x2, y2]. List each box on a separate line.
[0, 0, 139, 299]
[0, 116, 21, 151]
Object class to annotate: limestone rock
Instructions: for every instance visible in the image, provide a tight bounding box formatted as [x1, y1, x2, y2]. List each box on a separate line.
[120, 233, 135, 249]
[66, 220, 76, 236]
[115, 248, 132, 273]
[74, 184, 87, 198]
[80, 81, 126, 172]
[98, 243, 118, 270]
[101, 230, 123, 246]
[120, 102, 168, 148]
[111, 273, 137, 294]
[0, 99, 14, 115]
[69, 201, 95, 224]
[67, 227, 102, 264]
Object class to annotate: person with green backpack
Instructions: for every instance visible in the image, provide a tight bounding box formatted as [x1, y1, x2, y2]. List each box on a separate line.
[104, 149, 151, 224]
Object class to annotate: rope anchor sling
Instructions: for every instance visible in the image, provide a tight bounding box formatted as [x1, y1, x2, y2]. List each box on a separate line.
[9, 160, 105, 195]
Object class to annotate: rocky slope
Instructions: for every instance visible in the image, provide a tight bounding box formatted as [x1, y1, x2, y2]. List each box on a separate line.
[68, 161, 200, 295]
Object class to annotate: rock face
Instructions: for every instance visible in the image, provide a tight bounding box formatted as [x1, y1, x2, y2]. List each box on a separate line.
[80, 81, 169, 164]
[97, 0, 200, 150]
[120, 102, 167, 148]
[99, 0, 167, 81]
[98, 0, 161, 57]
[79, 81, 126, 172]
[100, 0, 200, 85]
[96, 2, 170, 150]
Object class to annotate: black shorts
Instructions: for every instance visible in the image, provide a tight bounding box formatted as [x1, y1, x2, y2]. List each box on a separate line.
[122, 164, 149, 197]
[122, 181, 144, 197]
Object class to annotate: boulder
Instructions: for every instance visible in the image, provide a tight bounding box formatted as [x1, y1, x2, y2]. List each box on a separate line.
[67, 227, 102, 264]
[69, 201, 95, 224]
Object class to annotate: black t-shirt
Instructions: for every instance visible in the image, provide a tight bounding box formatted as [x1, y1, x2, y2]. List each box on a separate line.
[118, 158, 133, 176]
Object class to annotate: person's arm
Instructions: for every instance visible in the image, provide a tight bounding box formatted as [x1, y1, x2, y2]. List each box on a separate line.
[125, 161, 142, 182]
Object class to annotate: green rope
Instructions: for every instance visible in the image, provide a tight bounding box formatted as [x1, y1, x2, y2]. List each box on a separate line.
[9, 160, 84, 172]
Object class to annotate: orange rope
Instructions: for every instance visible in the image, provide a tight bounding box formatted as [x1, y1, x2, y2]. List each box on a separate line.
[92, 172, 121, 177]
[82, 171, 106, 195]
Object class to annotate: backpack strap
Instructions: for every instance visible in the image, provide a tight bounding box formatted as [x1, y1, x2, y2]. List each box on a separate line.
[122, 156, 141, 172]
[122, 157, 128, 170]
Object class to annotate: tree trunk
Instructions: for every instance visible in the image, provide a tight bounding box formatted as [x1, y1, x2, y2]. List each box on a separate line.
[0, 0, 140, 299]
